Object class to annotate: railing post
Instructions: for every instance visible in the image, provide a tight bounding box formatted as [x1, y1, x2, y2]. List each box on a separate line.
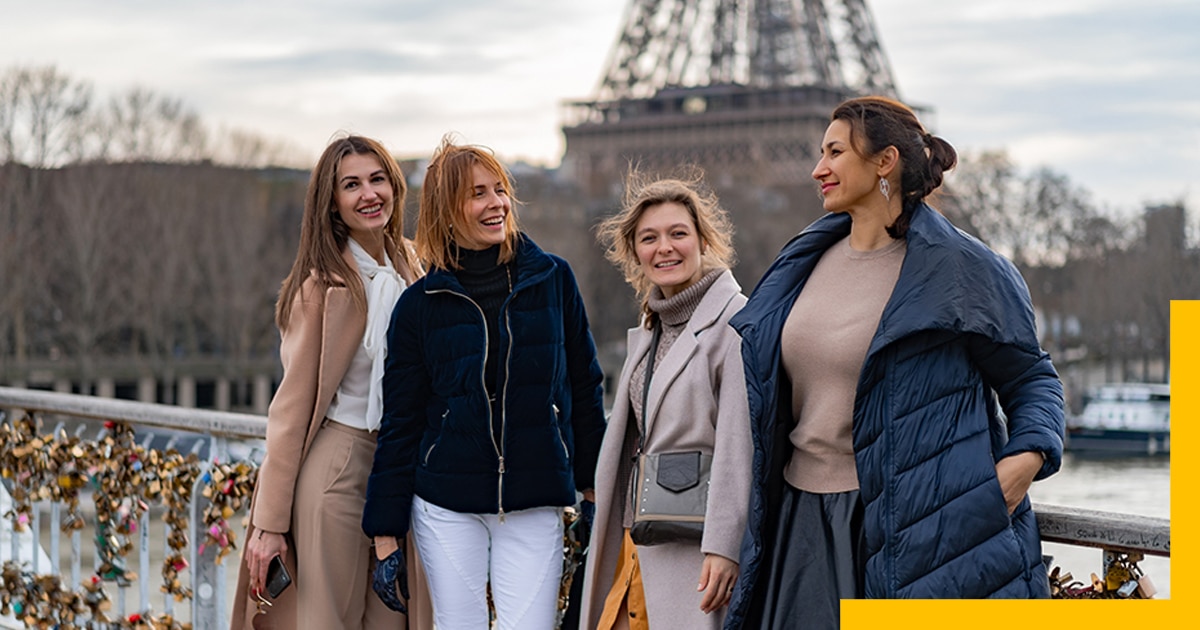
[164, 517, 175, 618]
[30, 501, 40, 574]
[191, 467, 221, 629]
[253, 374, 272, 415]
[49, 503, 60, 574]
[139, 510, 151, 612]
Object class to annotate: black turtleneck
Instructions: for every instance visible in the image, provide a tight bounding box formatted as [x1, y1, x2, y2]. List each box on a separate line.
[454, 244, 512, 401]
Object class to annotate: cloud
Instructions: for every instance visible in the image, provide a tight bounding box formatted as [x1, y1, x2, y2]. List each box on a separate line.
[2, 0, 1196, 213]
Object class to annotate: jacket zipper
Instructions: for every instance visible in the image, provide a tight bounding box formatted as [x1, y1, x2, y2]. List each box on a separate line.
[428, 287, 507, 521]
[498, 293, 515, 523]
[424, 409, 451, 465]
[552, 403, 569, 459]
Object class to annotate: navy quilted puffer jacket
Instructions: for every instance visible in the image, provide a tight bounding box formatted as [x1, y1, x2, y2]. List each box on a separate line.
[725, 205, 1065, 627]
[362, 235, 607, 539]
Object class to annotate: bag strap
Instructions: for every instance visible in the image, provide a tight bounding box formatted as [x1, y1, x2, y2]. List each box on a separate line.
[636, 323, 662, 457]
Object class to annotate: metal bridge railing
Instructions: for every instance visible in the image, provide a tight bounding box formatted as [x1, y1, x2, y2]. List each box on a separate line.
[1, 386, 264, 629]
[0, 386, 1172, 628]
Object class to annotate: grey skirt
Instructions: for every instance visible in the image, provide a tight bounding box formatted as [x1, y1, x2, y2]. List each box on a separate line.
[753, 485, 865, 630]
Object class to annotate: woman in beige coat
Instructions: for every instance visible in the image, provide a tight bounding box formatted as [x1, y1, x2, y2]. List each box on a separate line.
[231, 135, 432, 629]
[581, 174, 753, 629]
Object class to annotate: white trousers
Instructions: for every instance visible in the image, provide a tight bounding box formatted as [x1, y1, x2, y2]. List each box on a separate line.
[411, 494, 563, 630]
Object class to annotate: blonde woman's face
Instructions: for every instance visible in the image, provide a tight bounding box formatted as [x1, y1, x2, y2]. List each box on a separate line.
[634, 201, 704, 299]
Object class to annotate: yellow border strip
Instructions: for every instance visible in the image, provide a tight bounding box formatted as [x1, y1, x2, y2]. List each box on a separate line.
[841, 300, 1191, 628]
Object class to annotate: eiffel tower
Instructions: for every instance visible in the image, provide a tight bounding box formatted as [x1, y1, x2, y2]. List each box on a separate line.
[561, 0, 900, 195]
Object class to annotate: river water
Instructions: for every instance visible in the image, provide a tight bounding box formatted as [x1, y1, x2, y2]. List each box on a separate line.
[1029, 452, 1171, 598]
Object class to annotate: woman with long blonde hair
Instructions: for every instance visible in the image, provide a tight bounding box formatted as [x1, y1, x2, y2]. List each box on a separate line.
[580, 172, 753, 629]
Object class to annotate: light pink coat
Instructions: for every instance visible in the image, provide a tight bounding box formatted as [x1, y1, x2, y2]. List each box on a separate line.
[579, 269, 753, 629]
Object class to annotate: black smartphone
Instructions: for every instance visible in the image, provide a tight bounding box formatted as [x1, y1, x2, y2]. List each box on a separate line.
[265, 555, 293, 599]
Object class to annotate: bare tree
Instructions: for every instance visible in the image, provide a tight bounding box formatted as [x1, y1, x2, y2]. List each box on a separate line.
[99, 87, 209, 162]
[211, 127, 308, 169]
[20, 65, 93, 167]
[0, 68, 26, 163]
[193, 167, 298, 366]
[941, 150, 1020, 253]
[44, 163, 132, 387]
[1017, 168, 1095, 267]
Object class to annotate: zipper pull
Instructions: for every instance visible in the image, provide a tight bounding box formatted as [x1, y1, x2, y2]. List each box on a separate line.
[498, 456, 506, 523]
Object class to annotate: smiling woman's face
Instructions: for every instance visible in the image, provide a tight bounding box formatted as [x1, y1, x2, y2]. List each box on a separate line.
[334, 152, 393, 244]
[455, 162, 512, 250]
[634, 201, 704, 298]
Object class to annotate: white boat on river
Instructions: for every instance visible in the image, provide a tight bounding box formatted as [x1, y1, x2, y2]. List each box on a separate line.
[1066, 383, 1170, 455]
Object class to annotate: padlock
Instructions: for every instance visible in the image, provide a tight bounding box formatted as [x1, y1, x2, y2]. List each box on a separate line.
[1116, 580, 1139, 598]
[1105, 564, 1131, 591]
[1137, 574, 1157, 598]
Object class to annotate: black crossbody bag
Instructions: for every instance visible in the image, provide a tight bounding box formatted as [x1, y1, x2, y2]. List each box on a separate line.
[628, 324, 711, 546]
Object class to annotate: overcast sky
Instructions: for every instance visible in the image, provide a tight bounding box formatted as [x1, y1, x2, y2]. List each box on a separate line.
[1, 0, 1196, 216]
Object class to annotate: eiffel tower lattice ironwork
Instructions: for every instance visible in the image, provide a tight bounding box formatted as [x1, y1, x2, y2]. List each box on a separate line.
[562, 0, 902, 195]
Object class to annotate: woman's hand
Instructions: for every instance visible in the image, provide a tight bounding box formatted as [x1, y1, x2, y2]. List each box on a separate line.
[246, 529, 288, 594]
[697, 553, 739, 614]
[374, 536, 399, 561]
[995, 451, 1044, 514]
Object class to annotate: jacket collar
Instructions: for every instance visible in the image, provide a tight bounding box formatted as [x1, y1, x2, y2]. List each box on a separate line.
[421, 233, 556, 294]
[870, 204, 1039, 355]
[733, 203, 1037, 377]
[629, 269, 742, 433]
[688, 268, 743, 333]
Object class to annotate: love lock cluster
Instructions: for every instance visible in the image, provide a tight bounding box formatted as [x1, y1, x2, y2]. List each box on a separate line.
[1048, 552, 1157, 599]
[1, 411, 258, 627]
[558, 505, 584, 616]
[1, 563, 114, 629]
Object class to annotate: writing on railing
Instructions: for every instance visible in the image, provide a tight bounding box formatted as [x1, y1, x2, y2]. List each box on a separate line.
[1033, 502, 1171, 557]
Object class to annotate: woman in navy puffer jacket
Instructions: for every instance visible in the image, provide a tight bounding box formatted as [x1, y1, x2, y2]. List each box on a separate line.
[724, 97, 1065, 630]
[363, 136, 607, 630]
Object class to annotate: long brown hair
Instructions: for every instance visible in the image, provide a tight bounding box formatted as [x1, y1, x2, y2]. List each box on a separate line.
[275, 135, 420, 330]
[416, 135, 521, 271]
[596, 168, 735, 328]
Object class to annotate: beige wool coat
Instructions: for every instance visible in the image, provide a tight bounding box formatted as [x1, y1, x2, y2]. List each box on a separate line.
[231, 244, 433, 629]
[579, 269, 753, 629]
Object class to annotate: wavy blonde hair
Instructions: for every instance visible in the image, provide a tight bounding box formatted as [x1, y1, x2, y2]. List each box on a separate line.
[596, 168, 735, 328]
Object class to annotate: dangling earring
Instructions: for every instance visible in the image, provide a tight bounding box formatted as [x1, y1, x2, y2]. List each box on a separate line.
[879, 177, 891, 201]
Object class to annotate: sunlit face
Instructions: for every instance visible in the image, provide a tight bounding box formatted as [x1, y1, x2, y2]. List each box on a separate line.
[812, 119, 881, 214]
[334, 153, 393, 244]
[634, 201, 705, 298]
[455, 163, 511, 250]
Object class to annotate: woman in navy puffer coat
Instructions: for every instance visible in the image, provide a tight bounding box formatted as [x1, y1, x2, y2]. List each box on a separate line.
[363, 137, 606, 629]
[724, 97, 1065, 629]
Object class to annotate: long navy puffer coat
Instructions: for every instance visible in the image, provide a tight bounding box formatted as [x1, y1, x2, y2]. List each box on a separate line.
[362, 234, 607, 540]
[725, 204, 1065, 627]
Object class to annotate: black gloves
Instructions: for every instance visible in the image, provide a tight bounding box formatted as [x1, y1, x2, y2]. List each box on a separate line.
[577, 499, 595, 547]
[372, 547, 409, 614]
[580, 499, 595, 530]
